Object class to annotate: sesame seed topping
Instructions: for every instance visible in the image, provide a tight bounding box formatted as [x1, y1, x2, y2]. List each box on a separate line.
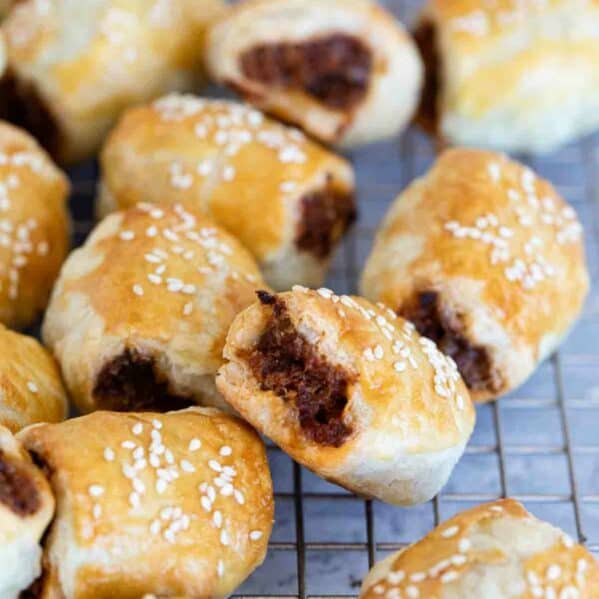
[219, 446, 232, 457]
[180, 460, 195, 473]
[104, 447, 115, 462]
[26, 381, 38, 393]
[458, 538, 471, 553]
[89, 484, 104, 497]
[189, 438, 202, 451]
[441, 525, 459, 538]
[249, 530, 263, 541]
[220, 529, 229, 546]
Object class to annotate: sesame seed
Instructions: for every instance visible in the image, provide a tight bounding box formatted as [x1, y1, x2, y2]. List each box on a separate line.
[183, 302, 193, 316]
[410, 572, 426, 582]
[249, 530, 263, 541]
[373, 585, 384, 595]
[220, 529, 229, 546]
[89, 484, 104, 497]
[387, 570, 405, 584]
[119, 230, 135, 241]
[234, 489, 245, 505]
[219, 446, 232, 457]
[213, 510, 223, 528]
[121, 440, 136, 449]
[458, 538, 471, 552]
[152, 419, 162, 430]
[440, 570, 459, 584]
[547, 564, 562, 581]
[181, 460, 195, 473]
[132, 284, 144, 296]
[156, 479, 168, 494]
[104, 448, 115, 462]
[150, 520, 161, 535]
[132, 423, 143, 436]
[132, 478, 145, 494]
[405, 586, 419, 598]
[209, 460, 222, 472]
[201, 496, 212, 512]
[217, 560, 225, 577]
[393, 361, 406, 373]
[441, 525, 459, 538]
[189, 438, 202, 451]
[129, 492, 140, 508]
[26, 381, 38, 393]
[92, 504, 102, 520]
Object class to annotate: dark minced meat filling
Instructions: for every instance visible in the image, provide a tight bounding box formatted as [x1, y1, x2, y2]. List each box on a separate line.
[0, 448, 41, 517]
[240, 34, 373, 111]
[92, 349, 195, 412]
[400, 291, 503, 394]
[295, 182, 356, 259]
[413, 21, 440, 133]
[0, 69, 62, 160]
[245, 290, 354, 447]
[19, 575, 44, 599]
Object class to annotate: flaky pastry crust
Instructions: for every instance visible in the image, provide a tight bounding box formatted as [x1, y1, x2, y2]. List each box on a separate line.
[361, 498, 599, 599]
[217, 287, 474, 506]
[43, 202, 267, 414]
[205, 0, 422, 147]
[98, 94, 356, 290]
[18, 408, 273, 598]
[361, 148, 589, 402]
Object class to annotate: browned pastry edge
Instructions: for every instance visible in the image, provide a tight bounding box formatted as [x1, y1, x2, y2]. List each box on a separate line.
[295, 180, 357, 259]
[399, 290, 504, 395]
[92, 349, 197, 413]
[243, 290, 355, 447]
[239, 33, 373, 111]
[0, 68, 63, 161]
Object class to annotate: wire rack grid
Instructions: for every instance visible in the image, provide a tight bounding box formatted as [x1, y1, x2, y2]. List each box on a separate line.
[62, 0, 599, 595]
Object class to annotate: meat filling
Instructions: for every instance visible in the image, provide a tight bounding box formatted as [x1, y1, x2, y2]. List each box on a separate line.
[93, 349, 195, 412]
[0, 69, 62, 159]
[401, 291, 503, 394]
[240, 34, 372, 111]
[413, 22, 440, 132]
[246, 291, 353, 447]
[295, 183, 356, 259]
[0, 449, 40, 516]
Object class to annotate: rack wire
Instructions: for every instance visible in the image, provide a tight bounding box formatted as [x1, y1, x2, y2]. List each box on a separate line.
[63, 0, 599, 595]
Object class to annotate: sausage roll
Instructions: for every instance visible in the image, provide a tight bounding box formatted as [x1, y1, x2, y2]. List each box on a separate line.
[0, 121, 70, 330]
[360, 148, 589, 403]
[98, 95, 356, 290]
[42, 202, 267, 415]
[0, 425, 55, 599]
[205, 0, 423, 148]
[217, 287, 475, 506]
[18, 408, 274, 598]
[0, 325, 67, 434]
[360, 499, 599, 599]
[0, 0, 224, 164]
[414, 0, 599, 154]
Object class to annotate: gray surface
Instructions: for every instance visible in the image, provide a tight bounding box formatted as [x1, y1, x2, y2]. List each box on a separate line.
[65, 0, 599, 594]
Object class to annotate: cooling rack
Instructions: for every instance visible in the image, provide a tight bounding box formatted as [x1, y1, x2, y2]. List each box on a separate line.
[61, 0, 599, 595]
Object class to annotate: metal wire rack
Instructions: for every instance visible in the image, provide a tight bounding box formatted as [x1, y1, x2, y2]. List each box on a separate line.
[62, 0, 599, 595]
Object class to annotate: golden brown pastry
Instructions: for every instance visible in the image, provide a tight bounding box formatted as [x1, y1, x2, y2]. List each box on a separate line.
[0, 425, 55, 599]
[0, 121, 70, 330]
[413, 0, 599, 154]
[42, 202, 267, 415]
[217, 286, 475, 506]
[98, 94, 356, 290]
[360, 499, 599, 599]
[360, 148, 590, 402]
[0, 325, 67, 434]
[0, 0, 224, 163]
[18, 408, 274, 598]
[205, 0, 423, 148]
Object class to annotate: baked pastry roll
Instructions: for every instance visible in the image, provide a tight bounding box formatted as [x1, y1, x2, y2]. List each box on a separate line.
[0, 0, 224, 164]
[217, 287, 475, 506]
[205, 0, 423, 148]
[0, 121, 70, 330]
[360, 499, 599, 599]
[414, 0, 599, 154]
[18, 408, 274, 598]
[98, 95, 356, 290]
[360, 148, 589, 402]
[42, 202, 267, 415]
[0, 325, 67, 434]
[0, 425, 55, 599]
